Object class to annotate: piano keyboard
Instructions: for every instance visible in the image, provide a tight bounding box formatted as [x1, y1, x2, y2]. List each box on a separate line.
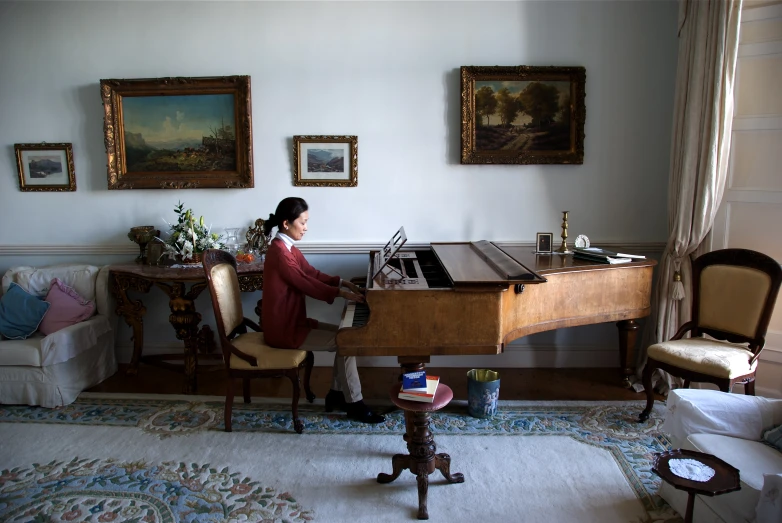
[339, 301, 370, 329]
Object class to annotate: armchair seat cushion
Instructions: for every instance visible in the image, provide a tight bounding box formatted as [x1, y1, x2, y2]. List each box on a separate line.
[648, 338, 757, 378]
[0, 315, 112, 367]
[685, 433, 782, 523]
[230, 332, 307, 370]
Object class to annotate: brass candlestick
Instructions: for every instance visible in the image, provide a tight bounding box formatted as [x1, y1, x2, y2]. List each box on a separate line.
[556, 211, 572, 254]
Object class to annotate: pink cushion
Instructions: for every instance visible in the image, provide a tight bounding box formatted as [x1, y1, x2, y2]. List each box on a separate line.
[38, 278, 96, 335]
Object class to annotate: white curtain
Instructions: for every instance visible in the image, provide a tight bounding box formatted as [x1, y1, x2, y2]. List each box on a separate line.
[637, 0, 743, 391]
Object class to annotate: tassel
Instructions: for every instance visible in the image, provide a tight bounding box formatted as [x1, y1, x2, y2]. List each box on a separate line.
[671, 271, 685, 300]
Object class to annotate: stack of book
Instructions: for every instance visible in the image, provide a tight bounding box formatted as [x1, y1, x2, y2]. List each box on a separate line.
[573, 247, 646, 265]
[398, 371, 440, 403]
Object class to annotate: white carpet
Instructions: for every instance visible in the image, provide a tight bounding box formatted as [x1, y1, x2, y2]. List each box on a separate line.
[1, 421, 660, 522]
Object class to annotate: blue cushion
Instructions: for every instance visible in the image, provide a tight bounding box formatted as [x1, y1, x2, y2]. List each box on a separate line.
[0, 282, 51, 339]
[764, 424, 782, 452]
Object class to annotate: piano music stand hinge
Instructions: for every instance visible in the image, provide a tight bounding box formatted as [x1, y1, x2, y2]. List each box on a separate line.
[515, 284, 525, 294]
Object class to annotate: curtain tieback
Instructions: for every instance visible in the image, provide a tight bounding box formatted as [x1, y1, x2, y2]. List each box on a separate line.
[671, 270, 685, 301]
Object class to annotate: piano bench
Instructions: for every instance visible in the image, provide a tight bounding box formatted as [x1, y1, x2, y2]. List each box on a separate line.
[378, 382, 464, 520]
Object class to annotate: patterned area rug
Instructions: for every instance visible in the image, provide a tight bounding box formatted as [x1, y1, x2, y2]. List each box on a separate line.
[0, 396, 680, 522]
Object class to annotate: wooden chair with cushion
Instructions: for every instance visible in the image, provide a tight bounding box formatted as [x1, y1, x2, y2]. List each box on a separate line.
[639, 248, 782, 422]
[203, 249, 315, 433]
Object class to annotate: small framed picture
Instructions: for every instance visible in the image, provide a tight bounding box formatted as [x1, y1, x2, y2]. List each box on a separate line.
[536, 232, 553, 253]
[293, 135, 357, 187]
[15, 143, 76, 192]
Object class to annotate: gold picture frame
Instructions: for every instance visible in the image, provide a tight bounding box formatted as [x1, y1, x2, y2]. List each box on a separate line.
[293, 135, 357, 187]
[14, 142, 76, 192]
[100, 75, 254, 190]
[461, 65, 586, 165]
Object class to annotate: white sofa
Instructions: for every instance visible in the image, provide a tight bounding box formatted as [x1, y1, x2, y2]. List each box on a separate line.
[0, 264, 118, 407]
[661, 389, 782, 523]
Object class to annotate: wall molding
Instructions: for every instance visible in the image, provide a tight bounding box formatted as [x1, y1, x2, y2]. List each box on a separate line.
[0, 241, 666, 257]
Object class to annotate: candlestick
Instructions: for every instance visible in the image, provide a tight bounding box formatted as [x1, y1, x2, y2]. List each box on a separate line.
[556, 211, 572, 254]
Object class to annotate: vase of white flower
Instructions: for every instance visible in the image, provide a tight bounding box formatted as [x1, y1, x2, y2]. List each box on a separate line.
[161, 201, 226, 262]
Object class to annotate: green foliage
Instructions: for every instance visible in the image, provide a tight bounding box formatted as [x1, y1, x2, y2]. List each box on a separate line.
[475, 86, 498, 126]
[518, 82, 560, 128]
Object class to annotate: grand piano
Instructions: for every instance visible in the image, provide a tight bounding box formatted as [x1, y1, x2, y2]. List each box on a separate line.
[336, 227, 656, 381]
[335, 228, 656, 519]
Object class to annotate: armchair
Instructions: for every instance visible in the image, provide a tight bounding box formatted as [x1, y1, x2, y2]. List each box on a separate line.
[0, 264, 118, 407]
[202, 249, 315, 434]
[661, 389, 782, 523]
[640, 248, 782, 422]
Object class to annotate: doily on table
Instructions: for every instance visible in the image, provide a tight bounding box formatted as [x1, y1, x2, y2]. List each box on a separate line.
[669, 458, 715, 482]
[170, 263, 203, 269]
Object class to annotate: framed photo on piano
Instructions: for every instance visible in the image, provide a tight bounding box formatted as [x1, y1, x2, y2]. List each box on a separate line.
[536, 232, 553, 253]
[460, 65, 586, 165]
[293, 135, 358, 187]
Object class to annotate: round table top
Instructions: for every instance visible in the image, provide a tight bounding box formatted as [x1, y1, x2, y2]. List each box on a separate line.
[653, 449, 741, 497]
[390, 382, 453, 412]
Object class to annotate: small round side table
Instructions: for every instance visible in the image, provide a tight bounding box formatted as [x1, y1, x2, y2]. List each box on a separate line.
[652, 449, 741, 523]
[377, 382, 464, 520]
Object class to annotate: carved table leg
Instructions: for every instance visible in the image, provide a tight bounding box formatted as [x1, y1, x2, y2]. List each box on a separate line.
[617, 319, 640, 387]
[110, 272, 152, 376]
[377, 360, 463, 521]
[156, 281, 210, 394]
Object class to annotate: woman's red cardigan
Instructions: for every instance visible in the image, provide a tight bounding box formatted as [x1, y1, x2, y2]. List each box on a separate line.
[261, 238, 341, 349]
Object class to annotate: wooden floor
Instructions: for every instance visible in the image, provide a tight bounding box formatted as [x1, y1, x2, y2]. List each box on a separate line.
[87, 364, 660, 402]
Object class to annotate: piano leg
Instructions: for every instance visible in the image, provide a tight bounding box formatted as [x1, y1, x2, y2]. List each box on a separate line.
[617, 319, 641, 387]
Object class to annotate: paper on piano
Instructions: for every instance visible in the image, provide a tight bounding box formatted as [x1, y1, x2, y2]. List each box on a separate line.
[606, 256, 633, 264]
[580, 247, 645, 259]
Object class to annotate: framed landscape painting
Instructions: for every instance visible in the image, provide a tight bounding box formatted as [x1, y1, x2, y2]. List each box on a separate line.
[293, 135, 357, 187]
[461, 66, 586, 165]
[15, 142, 76, 192]
[100, 75, 253, 189]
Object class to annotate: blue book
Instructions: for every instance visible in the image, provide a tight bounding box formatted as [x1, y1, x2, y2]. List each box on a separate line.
[402, 371, 427, 392]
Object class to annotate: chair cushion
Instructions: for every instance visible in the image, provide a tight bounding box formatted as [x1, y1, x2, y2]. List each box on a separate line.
[38, 278, 95, 336]
[648, 337, 757, 378]
[229, 332, 307, 370]
[0, 283, 51, 340]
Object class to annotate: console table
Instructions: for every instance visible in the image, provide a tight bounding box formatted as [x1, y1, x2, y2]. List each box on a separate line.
[109, 262, 264, 393]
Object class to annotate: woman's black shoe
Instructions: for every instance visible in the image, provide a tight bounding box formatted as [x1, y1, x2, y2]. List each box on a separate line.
[346, 400, 386, 424]
[324, 389, 347, 412]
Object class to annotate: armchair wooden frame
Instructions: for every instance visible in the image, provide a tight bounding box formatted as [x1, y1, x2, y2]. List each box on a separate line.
[203, 249, 315, 433]
[640, 248, 782, 422]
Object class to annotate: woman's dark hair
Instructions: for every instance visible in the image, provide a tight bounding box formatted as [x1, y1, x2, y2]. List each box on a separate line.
[263, 197, 308, 236]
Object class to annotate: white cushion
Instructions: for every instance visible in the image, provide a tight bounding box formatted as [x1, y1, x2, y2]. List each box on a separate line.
[663, 389, 782, 444]
[0, 316, 112, 367]
[2, 265, 100, 302]
[0, 335, 46, 366]
[687, 433, 782, 522]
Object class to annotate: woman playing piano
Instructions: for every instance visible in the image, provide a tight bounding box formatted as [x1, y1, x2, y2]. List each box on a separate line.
[261, 197, 385, 424]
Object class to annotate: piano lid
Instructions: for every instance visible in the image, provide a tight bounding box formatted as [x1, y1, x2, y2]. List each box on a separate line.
[431, 241, 546, 287]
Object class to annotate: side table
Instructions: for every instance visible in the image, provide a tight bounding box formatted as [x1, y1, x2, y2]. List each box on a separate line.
[109, 262, 264, 393]
[377, 381, 464, 520]
[652, 449, 741, 523]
